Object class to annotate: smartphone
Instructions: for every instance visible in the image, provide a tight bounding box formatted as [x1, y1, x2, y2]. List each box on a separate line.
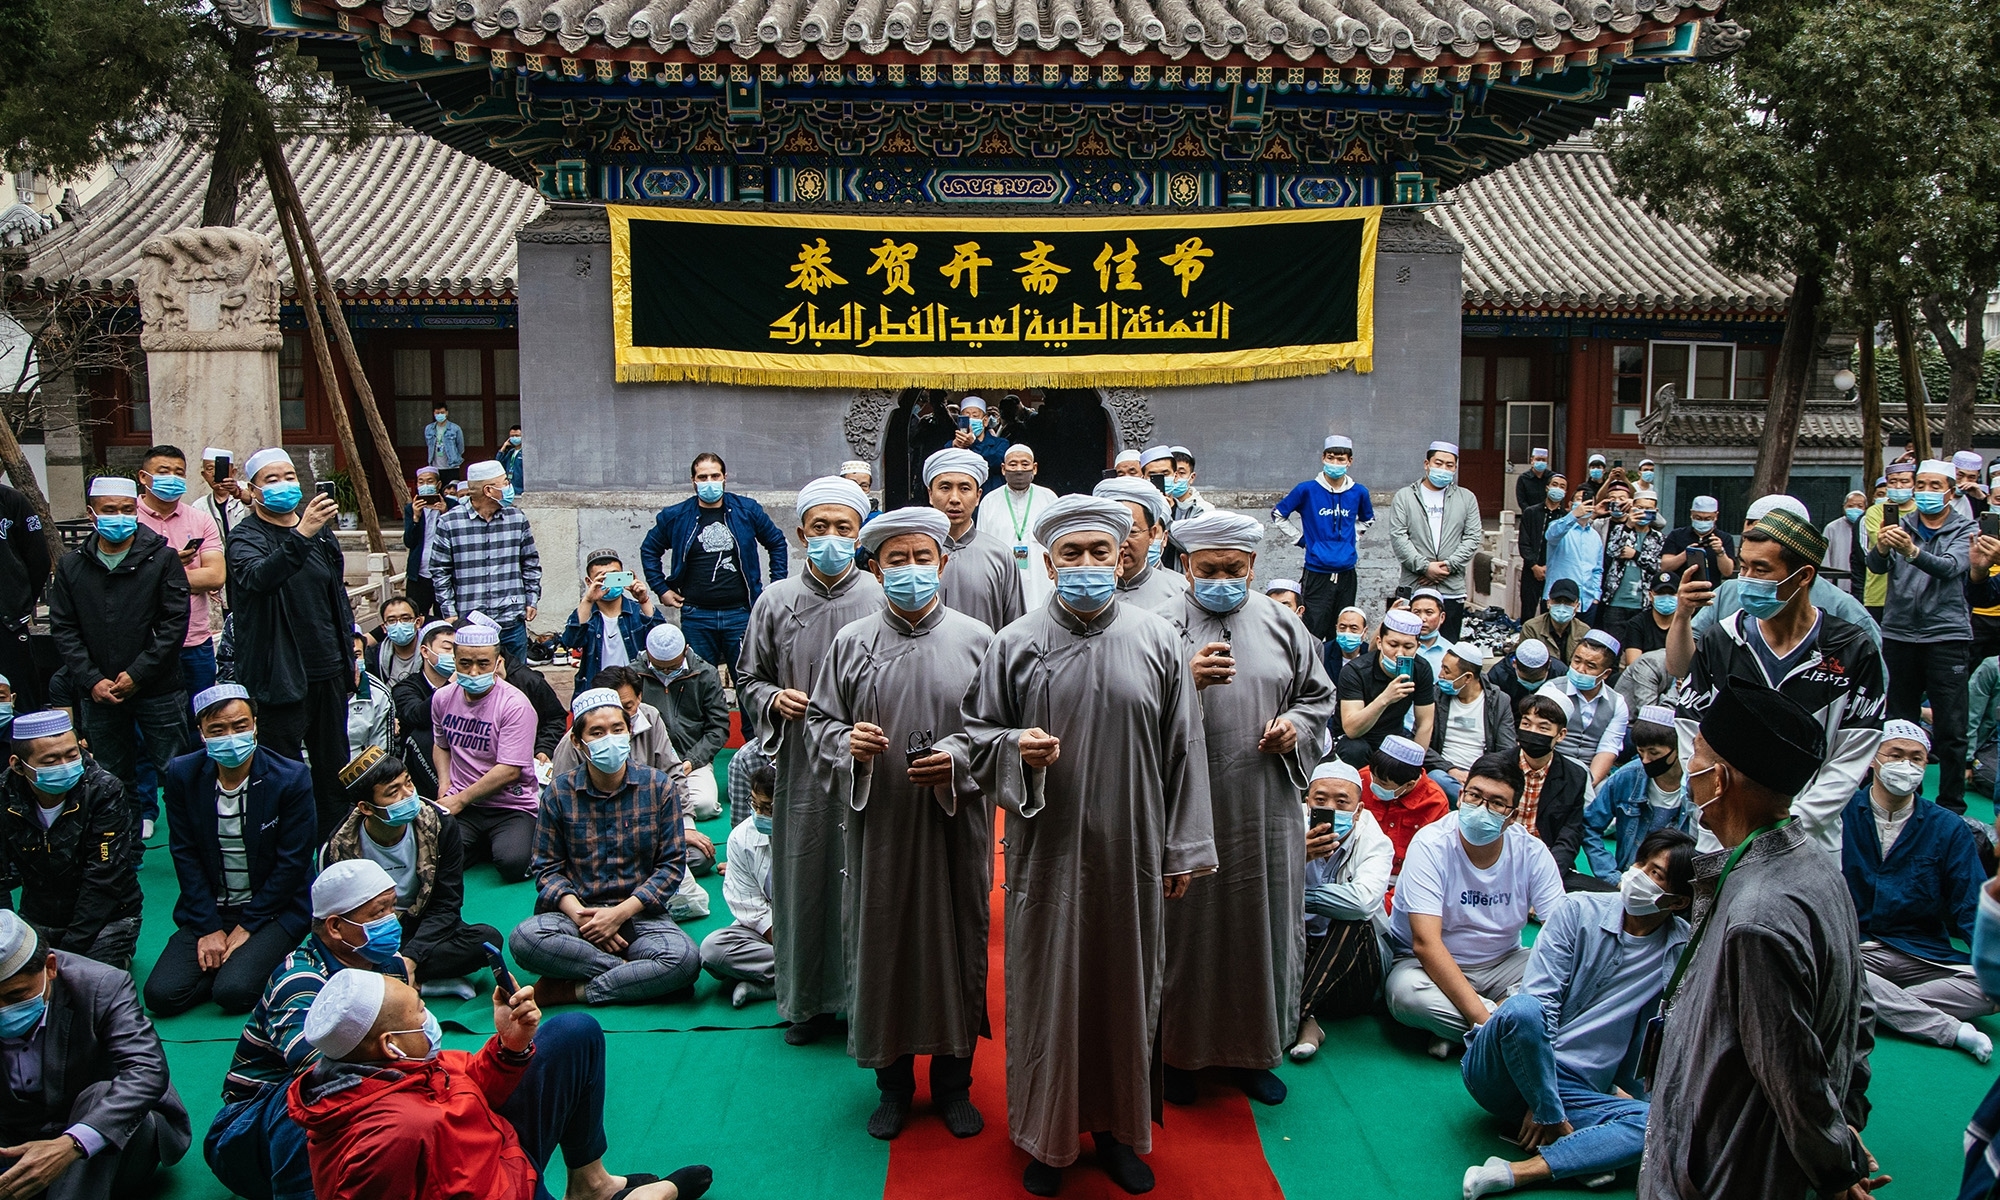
[314, 480, 338, 503]
[956, 414, 970, 431]
[602, 570, 634, 593]
[1309, 807, 1337, 830]
[482, 941, 522, 997]
[1982, 512, 2000, 539]
[1687, 555, 1707, 584]
[905, 728, 936, 765]
[183, 537, 202, 551]
[213, 454, 231, 481]
[1395, 655, 1414, 677]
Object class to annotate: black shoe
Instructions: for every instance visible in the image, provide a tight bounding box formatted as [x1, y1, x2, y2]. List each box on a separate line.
[1023, 1159, 1063, 1196]
[784, 1012, 840, 1046]
[868, 1092, 911, 1140]
[937, 1091, 984, 1138]
[664, 1165, 713, 1200]
[1235, 1067, 1287, 1105]
[1162, 1065, 1198, 1106]
[1092, 1132, 1155, 1195]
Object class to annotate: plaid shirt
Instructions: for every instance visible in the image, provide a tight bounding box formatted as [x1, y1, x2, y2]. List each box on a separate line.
[430, 503, 542, 621]
[726, 742, 772, 825]
[222, 938, 362, 1102]
[534, 761, 687, 912]
[1517, 754, 1549, 834]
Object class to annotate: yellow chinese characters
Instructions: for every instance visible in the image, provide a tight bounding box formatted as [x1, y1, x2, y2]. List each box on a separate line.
[786, 237, 848, 295]
[1012, 240, 1071, 295]
[866, 239, 919, 297]
[1093, 239, 1143, 292]
[939, 241, 993, 297]
[1159, 237, 1214, 297]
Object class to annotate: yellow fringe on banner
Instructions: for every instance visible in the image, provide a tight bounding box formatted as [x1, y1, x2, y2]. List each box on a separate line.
[612, 355, 1372, 388]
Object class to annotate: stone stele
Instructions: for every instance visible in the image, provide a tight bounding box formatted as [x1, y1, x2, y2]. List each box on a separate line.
[137, 226, 284, 459]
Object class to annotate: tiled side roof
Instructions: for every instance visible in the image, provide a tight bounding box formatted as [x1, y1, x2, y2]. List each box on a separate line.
[1641, 403, 2000, 448]
[9, 132, 544, 297]
[1438, 138, 1789, 317]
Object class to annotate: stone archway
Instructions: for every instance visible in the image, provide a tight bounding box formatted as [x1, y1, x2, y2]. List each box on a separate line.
[843, 386, 1152, 505]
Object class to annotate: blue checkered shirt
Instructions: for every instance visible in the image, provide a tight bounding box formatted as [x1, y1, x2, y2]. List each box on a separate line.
[430, 503, 542, 621]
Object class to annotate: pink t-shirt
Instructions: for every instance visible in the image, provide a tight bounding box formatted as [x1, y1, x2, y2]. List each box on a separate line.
[134, 498, 220, 646]
[430, 677, 539, 812]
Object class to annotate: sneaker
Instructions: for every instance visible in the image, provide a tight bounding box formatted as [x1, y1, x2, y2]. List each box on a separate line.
[420, 977, 481, 1001]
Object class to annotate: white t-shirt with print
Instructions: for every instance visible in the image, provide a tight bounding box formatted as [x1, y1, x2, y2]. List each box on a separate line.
[1390, 814, 1565, 967]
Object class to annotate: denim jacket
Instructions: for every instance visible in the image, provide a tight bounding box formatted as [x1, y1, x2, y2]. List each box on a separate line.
[639, 493, 789, 607]
[1583, 756, 1696, 880]
[560, 603, 667, 685]
[1522, 890, 1689, 1097]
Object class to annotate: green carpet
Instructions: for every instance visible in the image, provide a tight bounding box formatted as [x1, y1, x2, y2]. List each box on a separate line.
[123, 756, 1992, 1198]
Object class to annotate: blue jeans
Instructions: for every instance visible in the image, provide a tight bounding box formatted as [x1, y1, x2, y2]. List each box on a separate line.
[681, 605, 749, 674]
[510, 912, 699, 1005]
[501, 1013, 613, 1200]
[1460, 994, 1650, 1180]
[80, 692, 188, 824]
[180, 640, 218, 709]
[205, 1085, 313, 1200]
[498, 619, 530, 667]
[1429, 768, 1462, 806]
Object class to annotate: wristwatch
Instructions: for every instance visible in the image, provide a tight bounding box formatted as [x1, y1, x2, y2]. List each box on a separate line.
[62, 1132, 87, 1158]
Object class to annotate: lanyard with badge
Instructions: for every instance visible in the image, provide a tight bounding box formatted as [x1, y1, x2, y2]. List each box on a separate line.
[1638, 818, 1788, 1083]
[1004, 487, 1035, 570]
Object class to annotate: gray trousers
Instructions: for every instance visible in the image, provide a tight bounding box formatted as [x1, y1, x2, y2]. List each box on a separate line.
[1385, 945, 1533, 1041]
[699, 923, 775, 985]
[510, 911, 699, 1005]
[22, 1081, 192, 1200]
[1863, 941, 1997, 1047]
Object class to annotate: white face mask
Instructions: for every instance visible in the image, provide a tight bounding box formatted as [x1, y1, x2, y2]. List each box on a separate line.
[1619, 866, 1669, 916]
[1875, 759, 1927, 798]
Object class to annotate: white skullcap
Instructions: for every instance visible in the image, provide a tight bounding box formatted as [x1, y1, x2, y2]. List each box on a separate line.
[1583, 628, 1622, 656]
[1954, 451, 1985, 472]
[304, 969, 388, 1061]
[1634, 489, 1658, 502]
[466, 611, 500, 630]
[417, 619, 453, 645]
[415, 465, 440, 478]
[1446, 642, 1487, 666]
[466, 460, 506, 483]
[1918, 459, 1956, 480]
[313, 858, 397, 919]
[1531, 447, 1549, 457]
[1639, 458, 1656, 467]
[958, 395, 988, 413]
[1266, 578, 1303, 595]
[1172, 511, 1263, 553]
[1168, 445, 1192, 460]
[192, 683, 250, 717]
[858, 505, 951, 554]
[87, 477, 138, 499]
[1513, 639, 1550, 669]
[1691, 495, 1719, 511]
[1093, 477, 1169, 527]
[796, 475, 869, 521]
[1588, 453, 1607, 464]
[1337, 605, 1367, 625]
[1005, 443, 1036, 461]
[1636, 704, 1678, 728]
[1311, 759, 1363, 787]
[0, 672, 8, 687]
[1885, 459, 1916, 475]
[0, 912, 38, 980]
[921, 449, 988, 488]
[1745, 494, 1809, 522]
[9, 710, 71, 740]
[243, 448, 293, 479]
[1534, 683, 1576, 722]
[1427, 441, 1459, 456]
[1410, 587, 1444, 605]
[1140, 445, 1173, 464]
[645, 624, 685, 662]
[571, 687, 623, 721]
[1380, 610, 1424, 637]
[453, 623, 499, 648]
[1881, 719, 1931, 751]
[838, 460, 872, 477]
[1324, 435, 1353, 451]
[202, 447, 232, 462]
[1379, 735, 1426, 767]
[1034, 494, 1132, 549]
[1114, 449, 1143, 467]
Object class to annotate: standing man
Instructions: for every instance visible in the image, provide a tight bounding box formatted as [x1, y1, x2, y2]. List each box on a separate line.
[497, 424, 525, 495]
[639, 452, 789, 676]
[1164, 448, 1209, 525]
[1540, 497, 1605, 621]
[1640, 676, 1877, 1200]
[1515, 471, 1567, 620]
[423, 401, 465, 489]
[735, 477, 883, 1046]
[47, 477, 191, 827]
[1867, 458, 1976, 815]
[134, 445, 225, 708]
[805, 506, 995, 1140]
[402, 466, 449, 619]
[227, 448, 355, 832]
[964, 494, 1215, 1196]
[1514, 446, 1552, 514]
[429, 460, 541, 668]
[977, 443, 1058, 610]
[1092, 477, 1185, 618]
[1659, 494, 1736, 583]
[925, 448, 1025, 633]
[1824, 489, 1869, 601]
[1388, 441, 1483, 640]
[951, 396, 1010, 492]
[0, 475, 50, 711]
[1271, 434, 1374, 640]
[1860, 463, 1918, 625]
[1160, 512, 1335, 1109]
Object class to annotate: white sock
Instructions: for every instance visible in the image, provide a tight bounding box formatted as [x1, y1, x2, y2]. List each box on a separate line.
[1957, 1022, 1993, 1064]
[1463, 1156, 1516, 1200]
[1429, 1036, 1457, 1060]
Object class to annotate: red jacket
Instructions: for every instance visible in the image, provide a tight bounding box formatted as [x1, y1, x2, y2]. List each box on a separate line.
[1358, 768, 1449, 876]
[286, 1038, 536, 1200]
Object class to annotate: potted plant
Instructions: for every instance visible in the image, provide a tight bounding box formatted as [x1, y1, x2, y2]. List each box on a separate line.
[325, 468, 361, 530]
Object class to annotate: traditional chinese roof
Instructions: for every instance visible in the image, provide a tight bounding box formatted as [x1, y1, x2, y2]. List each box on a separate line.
[1441, 137, 1788, 317]
[1640, 400, 2000, 449]
[6, 131, 544, 298]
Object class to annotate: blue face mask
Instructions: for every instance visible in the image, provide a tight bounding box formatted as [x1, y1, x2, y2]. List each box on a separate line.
[1531, 461, 1548, 473]
[0, 990, 45, 1040]
[1164, 476, 1191, 499]
[457, 670, 496, 696]
[435, 413, 448, 424]
[1690, 518, 1715, 534]
[258, 481, 303, 514]
[1974, 892, 2000, 1001]
[1913, 492, 1947, 515]
[500, 484, 516, 507]
[806, 535, 856, 576]
[1588, 467, 1604, 481]
[433, 653, 456, 677]
[1055, 566, 1118, 611]
[1886, 487, 1913, 506]
[1435, 675, 1458, 697]
[1191, 577, 1248, 614]
[377, 795, 422, 826]
[968, 418, 985, 438]
[94, 513, 137, 543]
[417, 484, 439, 497]
[1547, 604, 1576, 625]
[1368, 779, 1400, 803]
[1546, 487, 1565, 503]
[345, 912, 404, 966]
[882, 564, 941, 611]
[0, 702, 10, 720]
[389, 1010, 444, 1062]
[1568, 667, 1602, 693]
[752, 814, 773, 835]
[32, 759, 84, 795]
[509, 435, 522, 446]
[1145, 540, 1163, 568]
[1459, 804, 1507, 846]
[385, 622, 417, 647]
[598, 571, 630, 601]
[1334, 632, 1365, 654]
[1427, 468, 1455, 489]
[584, 732, 631, 773]
[1331, 810, 1355, 837]
[205, 732, 257, 769]
[1845, 507, 1865, 522]
[1737, 569, 1801, 620]
[696, 481, 725, 504]
[1652, 595, 1679, 616]
[1323, 462, 1347, 480]
[1640, 470, 1655, 484]
[146, 472, 187, 502]
[1380, 653, 1413, 676]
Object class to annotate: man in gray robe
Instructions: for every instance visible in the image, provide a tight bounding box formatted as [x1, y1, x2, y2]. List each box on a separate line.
[1641, 674, 1880, 1200]
[805, 506, 994, 1142]
[734, 476, 884, 1046]
[1094, 476, 1187, 619]
[964, 494, 1217, 1197]
[925, 447, 1026, 633]
[1158, 511, 1335, 1108]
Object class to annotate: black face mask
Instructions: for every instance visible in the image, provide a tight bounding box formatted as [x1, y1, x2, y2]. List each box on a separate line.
[1642, 753, 1679, 779]
[1517, 730, 1556, 759]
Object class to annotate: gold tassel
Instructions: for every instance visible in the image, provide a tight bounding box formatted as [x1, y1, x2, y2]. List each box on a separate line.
[613, 358, 1374, 387]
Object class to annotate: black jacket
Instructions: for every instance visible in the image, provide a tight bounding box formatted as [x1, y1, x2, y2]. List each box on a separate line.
[505, 664, 568, 760]
[1528, 750, 1590, 886]
[392, 668, 443, 795]
[1425, 683, 1518, 774]
[162, 746, 316, 940]
[0, 483, 50, 620]
[224, 511, 354, 707]
[638, 653, 731, 769]
[1517, 502, 1562, 570]
[1483, 659, 1549, 710]
[0, 759, 143, 952]
[46, 528, 190, 698]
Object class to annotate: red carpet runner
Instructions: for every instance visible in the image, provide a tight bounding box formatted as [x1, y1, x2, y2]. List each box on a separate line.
[883, 813, 1288, 1200]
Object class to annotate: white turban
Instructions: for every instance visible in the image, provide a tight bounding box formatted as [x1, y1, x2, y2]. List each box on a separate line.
[922, 449, 988, 488]
[1140, 445, 1173, 465]
[1034, 494, 1132, 549]
[1881, 718, 1931, 752]
[466, 460, 506, 483]
[1745, 494, 1809, 522]
[1092, 477, 1168, 528]
[859, 506, 951, 555]
[1380, 610, 1424, 636]
[1311, 759, 1363, 787]
[795, 475, 869, 521]
[959, 396, 988, 414]
[1114, 450, 1142, 467]
[1171, 511, 1263, 553]
[304, 969, 388, 1061]
[87, 477, 137, 499]
[645, 624, 685, 662]
[243, 448, 293, 480]
[312, 859, 397, 919]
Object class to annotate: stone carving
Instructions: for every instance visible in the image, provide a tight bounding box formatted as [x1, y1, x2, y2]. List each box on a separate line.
[844, 388, 901, 458]
[518, 209, 612, 244]
[1377, 210, 1462, 256]
[137, 227, 282, 352]
[1102, 387, 1152, 449]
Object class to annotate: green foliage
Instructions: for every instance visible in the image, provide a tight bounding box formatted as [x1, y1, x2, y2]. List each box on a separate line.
[1864, 348, 2000, 408]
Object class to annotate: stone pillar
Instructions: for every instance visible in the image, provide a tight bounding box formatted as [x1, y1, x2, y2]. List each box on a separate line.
[136, 227, 283, 462]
